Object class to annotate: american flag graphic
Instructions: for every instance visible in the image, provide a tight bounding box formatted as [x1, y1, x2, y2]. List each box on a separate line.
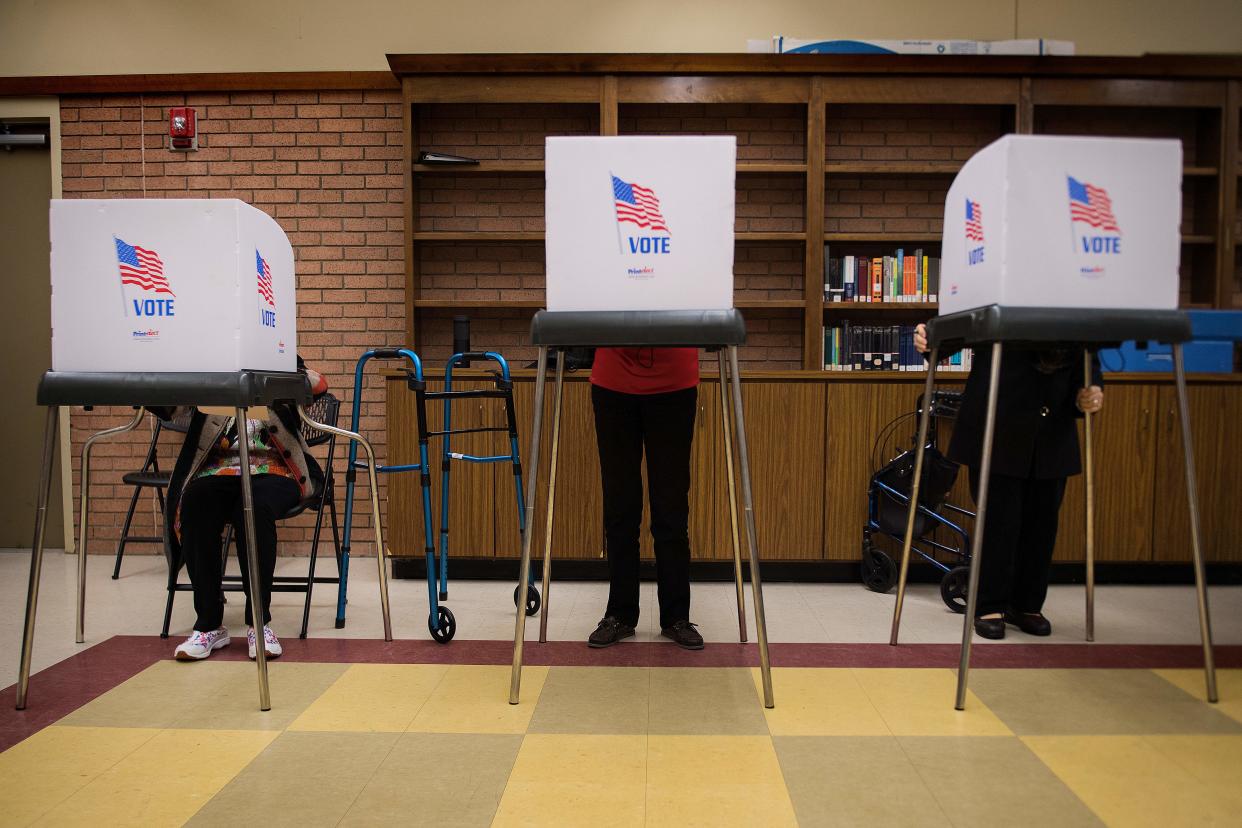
[114, 237, 173, 296]
[256, 250, 275, 307]
[612, 175, 669, 232]
[1068, 176, 1121, 233]
[965, 199, 984, 243]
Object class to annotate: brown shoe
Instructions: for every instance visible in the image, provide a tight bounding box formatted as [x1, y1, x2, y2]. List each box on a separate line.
[660, 620, 704, 650]
[588, 617, 635, 648]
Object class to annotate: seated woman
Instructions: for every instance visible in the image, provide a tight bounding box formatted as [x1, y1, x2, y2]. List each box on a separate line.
[914, 325, 1103, 639]
[160, 360, 327, 661]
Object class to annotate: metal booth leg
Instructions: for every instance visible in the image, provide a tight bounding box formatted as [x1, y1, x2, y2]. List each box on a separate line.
[16, 406, 61, 710]
[955, 342, 1003, 711]
[890, 346, 940, 645]
[77, 407, 146, 645]
[717, 350, 747, 643]
[727, 346, 774, 708]
[1083, 351, 1096, 643]
[511, 345, 549, 704]
[1173, 344, 1218, 702]
[537, 355, 565, 644]
[236, 407, 271, 712]
[297, 406, 393, 642]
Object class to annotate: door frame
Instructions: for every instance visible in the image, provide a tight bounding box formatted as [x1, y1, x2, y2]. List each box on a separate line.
[0, 96, 72, 553]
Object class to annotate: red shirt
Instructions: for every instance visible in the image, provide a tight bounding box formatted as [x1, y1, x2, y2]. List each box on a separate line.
[590, 347, 699, 395]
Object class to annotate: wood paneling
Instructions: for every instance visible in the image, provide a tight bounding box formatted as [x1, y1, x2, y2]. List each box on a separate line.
[1054, 384, 1159, 562]
[1152, 384, 1242, 562]
[1031, 78, 1226, 107]
[617, 76, 809, 104]
[388, 377, 497, 559]
[731, 379, 827, 559]
[401, 76, 601, 104]
[820, 77, 1019, 105]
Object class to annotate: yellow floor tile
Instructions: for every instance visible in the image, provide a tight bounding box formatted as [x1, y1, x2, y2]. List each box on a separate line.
[408, 664, 548, 734]
[1146, 734, 1242, 810]
[288, 663, 450, 732]
[492, 734, 647, 828]
[852, 668, 1012, 737]
[1154, 668, 1242, 724]
[751, 667, 891, 736]
[36, 728, 279, 827]
[0, 726, 159, 826]
[1023, 734, 1242, 826]
[646, 735, 797, 827]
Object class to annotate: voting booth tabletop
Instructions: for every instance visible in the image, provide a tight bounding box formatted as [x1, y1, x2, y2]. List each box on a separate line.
[3, 637, 1241, 827]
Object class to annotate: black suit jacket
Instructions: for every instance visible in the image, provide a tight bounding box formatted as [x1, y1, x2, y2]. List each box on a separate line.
[946, 346, 1102, 480]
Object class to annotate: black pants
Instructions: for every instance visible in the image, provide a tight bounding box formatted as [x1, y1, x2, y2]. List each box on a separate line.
[179, 474, 301, 631]
[968, 466, 1067, 618]
[591, 384, 697, 629]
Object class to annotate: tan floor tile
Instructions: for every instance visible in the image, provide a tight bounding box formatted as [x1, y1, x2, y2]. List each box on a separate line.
[0, 726, 159, 826]
[493, 734, 647, 828]
[187, 731, 400, 827]
[60, 660, 349, 731]
[409, 664, 548, 734]
[853, 668, 1011, 736]
[901, 735, 1103, 827]
[753, 668, 890, 736]
[341, 733, 522, 826]
[1154, 668, 1242, 724]
[648, 667, 769, 736]
[1024, 734, 1242, 826]
[773, 736, 949, 827]
[527, 667, 650, 735]
[968, 669, 1242, 735]
[646, 735, 797, 827]
[288, 663, 449, 732]
[38, 728, 278, 827]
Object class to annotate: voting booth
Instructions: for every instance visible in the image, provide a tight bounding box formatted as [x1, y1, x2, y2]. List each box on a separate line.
[18, 199, 392, 714]
[510, 136, 776, 708]
[51, 199, 297, 373]
[886, 136, 1217, 710]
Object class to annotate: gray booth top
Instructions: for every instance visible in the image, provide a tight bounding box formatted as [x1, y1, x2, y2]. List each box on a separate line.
[36, 370, 312, 408]
[529, 309, 746, 348]
[927, 306, 1192, 350]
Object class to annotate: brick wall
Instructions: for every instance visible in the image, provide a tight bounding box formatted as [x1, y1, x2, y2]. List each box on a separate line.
[61, 89, 404, 555]
[825, 104, 1012, 165]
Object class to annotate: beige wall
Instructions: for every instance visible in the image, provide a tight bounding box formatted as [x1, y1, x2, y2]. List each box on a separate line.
[0, 0, 1239, 77]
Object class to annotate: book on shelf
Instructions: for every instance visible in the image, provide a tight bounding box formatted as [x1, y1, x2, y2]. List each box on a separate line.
[823, 321, 972, 372]
[821, 247, 941, 303]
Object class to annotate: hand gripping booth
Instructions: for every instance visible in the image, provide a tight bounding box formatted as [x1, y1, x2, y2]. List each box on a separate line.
[508, 135, 774, 706]
[885, 136, 1218, 709]
[17, 199, 393, 712]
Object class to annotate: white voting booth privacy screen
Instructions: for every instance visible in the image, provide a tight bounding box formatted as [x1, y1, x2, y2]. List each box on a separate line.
[940, 135, 1181, 316]
[545, 136, 735, 311]
[50, 199, 296, 373]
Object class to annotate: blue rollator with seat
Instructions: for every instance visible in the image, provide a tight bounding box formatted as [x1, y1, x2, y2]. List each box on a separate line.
[339, 348, 455, 642]
[861, 389, 977, 612]
[435, 352, 540, 617]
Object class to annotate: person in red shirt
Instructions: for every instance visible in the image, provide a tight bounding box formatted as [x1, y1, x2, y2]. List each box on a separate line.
[587, 346, 704, 649]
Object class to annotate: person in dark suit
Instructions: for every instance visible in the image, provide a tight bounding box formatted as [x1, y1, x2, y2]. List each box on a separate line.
[915, 324, 1103, 639]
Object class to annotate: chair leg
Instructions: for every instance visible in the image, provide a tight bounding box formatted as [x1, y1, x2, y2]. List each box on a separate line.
[113, 483, 144, 579]
[160, 560, 178, 639]
[301, 499, 328, 640]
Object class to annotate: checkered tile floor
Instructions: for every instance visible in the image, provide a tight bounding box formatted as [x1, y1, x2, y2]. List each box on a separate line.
[2, 638, 1240, 826]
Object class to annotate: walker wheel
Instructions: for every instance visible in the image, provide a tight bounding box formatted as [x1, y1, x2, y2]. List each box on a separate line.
[429, 606, 456, 643]
[515, 584, 541, 617]
[861, 545, 897, 594]
[940, 566, 970, 613]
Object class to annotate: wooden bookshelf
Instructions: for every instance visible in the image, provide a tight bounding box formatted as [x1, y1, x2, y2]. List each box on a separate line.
[387, 54, 1242, 565]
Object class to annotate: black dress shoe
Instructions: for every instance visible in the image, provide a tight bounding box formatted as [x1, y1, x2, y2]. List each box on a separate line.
[588, 616, 635, 648]
[661, 620, 704, 650]
[1005, 611, 1052, 636]
[974, 616, 1006, 640]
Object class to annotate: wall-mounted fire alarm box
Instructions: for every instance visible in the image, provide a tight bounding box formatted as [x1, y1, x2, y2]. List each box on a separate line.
[168, 107, 197, 151]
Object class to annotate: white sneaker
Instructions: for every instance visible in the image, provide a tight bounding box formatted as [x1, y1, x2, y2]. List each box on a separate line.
[247, 626, 283, 659]
[174, 628, 230, 661]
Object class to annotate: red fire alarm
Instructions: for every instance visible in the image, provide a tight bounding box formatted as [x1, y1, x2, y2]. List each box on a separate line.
[168, 106, 197, 151]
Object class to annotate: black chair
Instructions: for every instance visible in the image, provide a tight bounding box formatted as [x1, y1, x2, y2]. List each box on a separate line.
[160, 393, 343, 640]
[112, 410, 192, 579]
